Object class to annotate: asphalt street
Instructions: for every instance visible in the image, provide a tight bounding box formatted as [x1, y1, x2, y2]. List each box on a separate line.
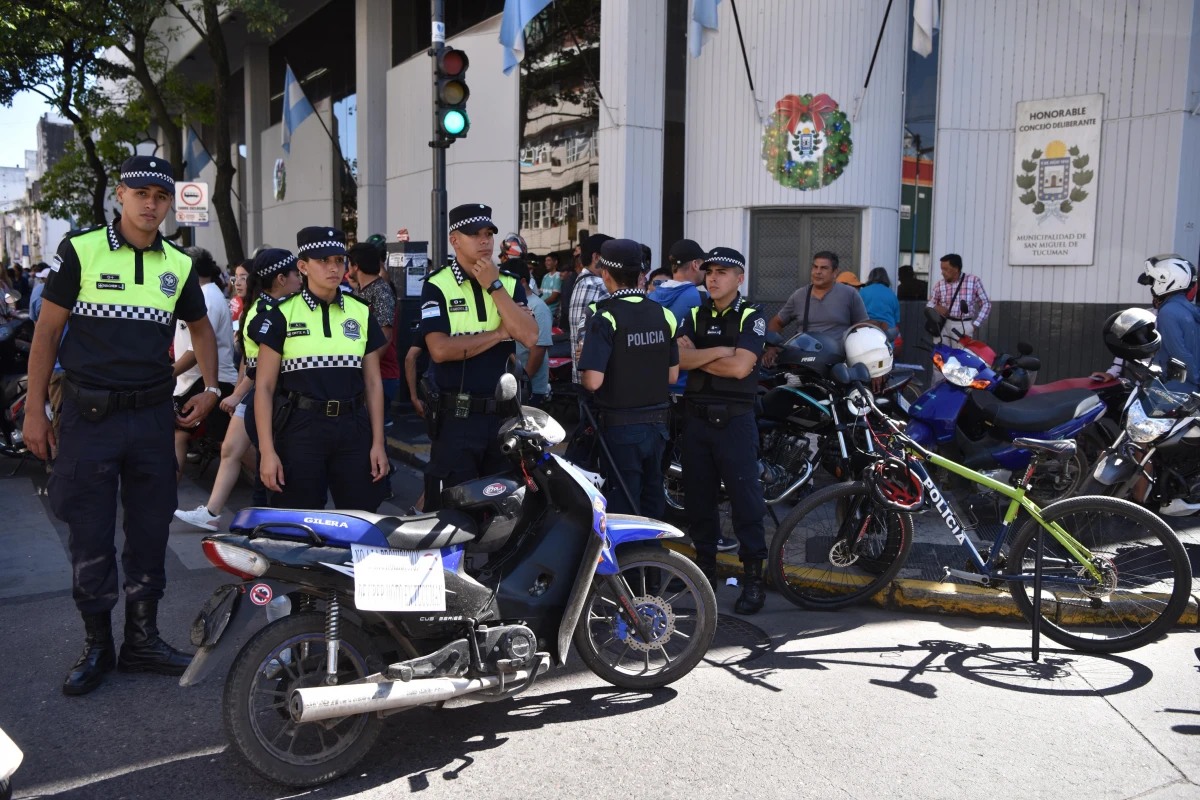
[1, 452, 1198, 799]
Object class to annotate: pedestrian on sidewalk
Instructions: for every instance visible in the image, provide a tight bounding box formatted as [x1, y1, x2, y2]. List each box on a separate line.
[23, 155, 222, 695]
[348, 243, 400, 427]
[927, 253, 990, 342]
[569, 233, 613, 382]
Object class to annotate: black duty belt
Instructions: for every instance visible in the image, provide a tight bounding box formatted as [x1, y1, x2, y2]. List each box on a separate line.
[65, 379, 173, 413]
[438, 393, 503, 415]
[289, 391, 366, 417]
[685, 400, 754, 422]
[597, 407, 669, 427]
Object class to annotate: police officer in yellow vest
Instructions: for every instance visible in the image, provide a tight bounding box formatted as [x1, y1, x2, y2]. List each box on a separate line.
[23, 155, 222, 695]
[419, 203, 539, 509]
[252, 227, 390, 511]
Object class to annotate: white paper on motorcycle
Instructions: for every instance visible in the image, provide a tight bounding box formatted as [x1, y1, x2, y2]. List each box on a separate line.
[351, 545, 446, 612]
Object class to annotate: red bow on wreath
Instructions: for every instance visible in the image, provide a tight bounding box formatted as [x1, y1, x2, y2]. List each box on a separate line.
[775, 93, 838, 135]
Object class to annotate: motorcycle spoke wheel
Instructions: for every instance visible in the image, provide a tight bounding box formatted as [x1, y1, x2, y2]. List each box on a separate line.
[768, 481, 913, 610]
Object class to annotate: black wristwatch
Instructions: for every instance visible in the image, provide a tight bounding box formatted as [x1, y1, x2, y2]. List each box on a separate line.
[486, 279, 505, 295]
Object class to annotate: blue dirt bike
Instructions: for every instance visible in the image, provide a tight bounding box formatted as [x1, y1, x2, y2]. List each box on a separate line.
[180, 374, 717, 788]
[902, 308, 1106, 503]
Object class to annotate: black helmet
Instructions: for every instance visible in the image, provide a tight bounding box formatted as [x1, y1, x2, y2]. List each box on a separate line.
[778, 332, 844, 378]
[1102, 308, 1160, 361]
[864, 456, 924, 511]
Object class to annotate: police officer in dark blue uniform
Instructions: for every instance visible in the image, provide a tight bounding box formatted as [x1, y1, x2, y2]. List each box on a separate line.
[578, 239, 679, 517]
[419, 204, 539, 510]
[675, 247, 768, 614]
[23, 155, 221, 694]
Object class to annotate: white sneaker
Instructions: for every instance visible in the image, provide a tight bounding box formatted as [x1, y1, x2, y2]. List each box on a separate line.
[174, 505, 221, 532]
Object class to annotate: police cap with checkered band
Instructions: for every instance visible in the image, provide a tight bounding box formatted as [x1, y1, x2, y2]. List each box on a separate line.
[702, 247, 746, 272]
[448, 204, 499, 236]
[296, 226, 347, 260]
[119, 155, 174, 191]
[598, 238, 644, 272]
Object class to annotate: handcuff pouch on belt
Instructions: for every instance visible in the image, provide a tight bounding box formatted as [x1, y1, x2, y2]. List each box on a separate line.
[419, 377, 441, 438]
[271, 393, 293, 434]
[65, 379, 173, 423]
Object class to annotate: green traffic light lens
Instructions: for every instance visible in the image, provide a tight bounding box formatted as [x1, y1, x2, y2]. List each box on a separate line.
[443, 110, 467, 135]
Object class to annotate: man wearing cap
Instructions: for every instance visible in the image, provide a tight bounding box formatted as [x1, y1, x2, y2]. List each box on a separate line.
[655, 239, 708, 324]
[676, 247, 769, 614]
[419, 204, 538, 509]
[24, 155, 221, 695]
[578, 239, 679, 517]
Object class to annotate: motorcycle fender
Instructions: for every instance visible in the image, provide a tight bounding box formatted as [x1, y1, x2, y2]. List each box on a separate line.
[178, 578, 287, 687]
[554, 531, 607, 668]
[596, 515, 686, 575]
[904, 419, 937, 449]
[1091, 451, 1138, 486]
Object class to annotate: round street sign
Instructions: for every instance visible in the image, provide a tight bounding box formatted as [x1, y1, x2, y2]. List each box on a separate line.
[179, 183, 206, 207]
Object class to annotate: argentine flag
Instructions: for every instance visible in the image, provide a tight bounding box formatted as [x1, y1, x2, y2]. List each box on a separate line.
[690, 0, 721, 58]
[184, 126, 210, 180]
[498, 0, 554, 76]
[282, 64, 314, 155]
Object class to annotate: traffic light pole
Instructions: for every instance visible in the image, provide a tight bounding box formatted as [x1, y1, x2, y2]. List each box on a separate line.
[430, 0, 448, 271]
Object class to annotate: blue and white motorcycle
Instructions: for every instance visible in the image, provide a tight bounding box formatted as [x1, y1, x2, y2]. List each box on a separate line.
[182, 374, 717, 788]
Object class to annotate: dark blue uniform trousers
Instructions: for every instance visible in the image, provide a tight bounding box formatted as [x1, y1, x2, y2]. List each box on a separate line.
[49, 397, 179, 615]
[681, 411, 767, 562]
[272, 406, 384, 512]
[424, 413, 508, 511]
[600, 421, 669, 519]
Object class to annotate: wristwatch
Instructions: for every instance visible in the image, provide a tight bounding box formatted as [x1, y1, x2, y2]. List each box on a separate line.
[204, 385, 222, 399]
[486, 279, 505, 295]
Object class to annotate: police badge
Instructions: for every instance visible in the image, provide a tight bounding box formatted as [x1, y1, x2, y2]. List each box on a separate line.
[341, 318, 362, 340]
[159, 271, 178, 297]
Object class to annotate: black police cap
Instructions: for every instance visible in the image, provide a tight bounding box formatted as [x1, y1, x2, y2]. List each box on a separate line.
[449, 204, 499, 236]
[581, 233, 613, 265]
[297, 226, 347, 259]
[119, 155, 174, 191]
[669, 238, 706, 265]
[598, 238, 644, 272]
[702, 246, 746, 271]
[254, 247, 297, 278]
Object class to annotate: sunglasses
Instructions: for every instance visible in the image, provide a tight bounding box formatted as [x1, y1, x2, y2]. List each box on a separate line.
[651, 279, 667, 287]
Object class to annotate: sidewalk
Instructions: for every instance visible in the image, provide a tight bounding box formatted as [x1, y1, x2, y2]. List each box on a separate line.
[385, 406, 1200, 629]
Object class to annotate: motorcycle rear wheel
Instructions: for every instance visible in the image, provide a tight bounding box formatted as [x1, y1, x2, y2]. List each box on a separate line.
[223, 612, 383, 788]
[574, 547, 717, 690]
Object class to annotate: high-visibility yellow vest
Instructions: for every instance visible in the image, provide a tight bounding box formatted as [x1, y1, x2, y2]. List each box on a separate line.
[272, 289, 372, 373]
[426, 265, 518, 336]
[68, 227, 193, 326]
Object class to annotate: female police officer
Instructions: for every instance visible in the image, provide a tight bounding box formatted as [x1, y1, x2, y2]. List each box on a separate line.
[251, 227, 390, 510]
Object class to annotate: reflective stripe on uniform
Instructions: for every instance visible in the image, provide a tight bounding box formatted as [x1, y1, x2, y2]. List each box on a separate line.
[280, 354, 364, 372]
[71, 302, 173, 326]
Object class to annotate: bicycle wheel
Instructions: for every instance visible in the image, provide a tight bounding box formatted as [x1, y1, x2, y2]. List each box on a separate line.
[1005, 495, 1193, 653]
[768, 481, 913, 610]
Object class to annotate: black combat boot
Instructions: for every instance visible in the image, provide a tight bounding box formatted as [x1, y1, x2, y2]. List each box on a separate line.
[63, 612, 117, 696]
[697, 553, 719, 593]
[733, 560, 766, 615]
[117, 600, 193, 676]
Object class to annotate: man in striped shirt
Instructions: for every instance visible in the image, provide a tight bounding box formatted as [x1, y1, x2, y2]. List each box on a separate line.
[927, 253, 990, 341]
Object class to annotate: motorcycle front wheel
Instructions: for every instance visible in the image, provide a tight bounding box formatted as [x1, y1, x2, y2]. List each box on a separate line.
[574, 547, 717, 690]
[222, 612, 383, 788]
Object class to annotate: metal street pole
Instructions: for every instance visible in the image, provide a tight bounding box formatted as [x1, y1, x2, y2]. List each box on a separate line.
[430, 0, 448, 271]
[909, 146, 920, 274]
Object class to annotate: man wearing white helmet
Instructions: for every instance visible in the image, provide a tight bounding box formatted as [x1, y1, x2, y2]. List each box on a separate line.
[1140, 254, 1200, 392]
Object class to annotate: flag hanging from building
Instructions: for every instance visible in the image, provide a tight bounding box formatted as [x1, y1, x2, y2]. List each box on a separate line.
[499, 0, 554, 76]
[184, 125, 210, 180]
[690, 0, 721, 58]
[912, 0, 938, 57]
[282, 64, 315, 154]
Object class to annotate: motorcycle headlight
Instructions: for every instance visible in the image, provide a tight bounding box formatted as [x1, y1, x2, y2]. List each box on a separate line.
[846, 387, 873, 416]
[939, 355, 979, 387]
[1124, 399, 1174, 443]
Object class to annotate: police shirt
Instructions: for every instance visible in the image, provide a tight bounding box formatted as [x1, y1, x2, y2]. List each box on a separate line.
[241, 292, 285, 380]
[578, 289, 679, 409]
[40, 220, 207, 391]
[676, 293, 766, 404]
[250, 287, 386, 400]
[418, 260, 527, 394]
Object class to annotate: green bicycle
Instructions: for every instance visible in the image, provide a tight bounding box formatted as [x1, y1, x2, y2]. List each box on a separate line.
[769, 363, 1193, 654]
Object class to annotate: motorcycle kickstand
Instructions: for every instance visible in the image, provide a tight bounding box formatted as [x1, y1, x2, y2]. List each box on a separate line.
[602, 573, 656, 646]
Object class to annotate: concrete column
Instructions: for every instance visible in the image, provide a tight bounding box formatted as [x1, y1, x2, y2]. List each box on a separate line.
[597, 0, 666, 266]
[356, 0, 390, 238]
[243, 44, 270, 251]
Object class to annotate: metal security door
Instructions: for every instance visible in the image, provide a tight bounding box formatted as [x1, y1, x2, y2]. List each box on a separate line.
[749, 210, 861, 323]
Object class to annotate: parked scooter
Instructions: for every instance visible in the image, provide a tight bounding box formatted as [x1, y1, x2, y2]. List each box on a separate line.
[0, 289, 31, 464]
[181, 373, 717, 787]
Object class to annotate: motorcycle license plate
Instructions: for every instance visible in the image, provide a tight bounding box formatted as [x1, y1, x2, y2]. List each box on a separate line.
[350, 545, 446, 612]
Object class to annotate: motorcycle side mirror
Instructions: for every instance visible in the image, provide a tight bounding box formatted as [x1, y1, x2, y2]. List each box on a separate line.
[831, 362, 851, 385]
[1015, 355, 1041, 371]
[1018, 341, 1033, 355]
[496, 373, 519, 403]
[923, 305, 945, 336]
[1169, 358, 1188, 384]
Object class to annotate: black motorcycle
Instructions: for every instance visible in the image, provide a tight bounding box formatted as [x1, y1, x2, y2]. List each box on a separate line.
[0, 288, 32, 466]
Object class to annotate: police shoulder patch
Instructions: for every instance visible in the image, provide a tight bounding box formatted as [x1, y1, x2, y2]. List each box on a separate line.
[421, 300, 441, 319]
[753, 317, 766, 337]
[158, 271, 179, 297]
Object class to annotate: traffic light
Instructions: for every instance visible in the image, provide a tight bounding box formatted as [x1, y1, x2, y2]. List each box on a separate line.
[435, 48, 470, 140]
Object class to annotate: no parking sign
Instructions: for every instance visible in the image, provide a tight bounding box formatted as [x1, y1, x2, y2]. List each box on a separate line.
[175, 181, 210, 226]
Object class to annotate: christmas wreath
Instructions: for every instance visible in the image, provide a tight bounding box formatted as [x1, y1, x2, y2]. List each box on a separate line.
[761, 93, 853, 191]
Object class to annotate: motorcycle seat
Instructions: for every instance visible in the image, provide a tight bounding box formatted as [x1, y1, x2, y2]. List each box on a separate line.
[1012, 437, 1077, 458]
[375, 510, 477, 550]
[969, 387, 1101, 430]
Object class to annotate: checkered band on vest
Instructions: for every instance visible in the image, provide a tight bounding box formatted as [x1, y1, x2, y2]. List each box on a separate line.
[120, 170, 174, 186]
[280, 354, 363, 373]
[449, 215, 493, 232]
[72, 301, 173, 326]
[297, 240, 346, 254]
[705, 255, 744, 269]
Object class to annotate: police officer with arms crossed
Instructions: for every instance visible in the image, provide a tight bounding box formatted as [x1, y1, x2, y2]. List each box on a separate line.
[420, 204, 538, 510]
[23, 155, 221, 695]
[676, 248, 769, 614]
[253, 227, 390, 510]
[578, 239, 679, 517]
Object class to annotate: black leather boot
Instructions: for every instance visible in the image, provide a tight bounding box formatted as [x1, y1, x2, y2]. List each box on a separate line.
[117, 600, 193, 676]
[734, 560, 766, 615]
[697, 554, 719, 593]
[63, 612, 116, 696]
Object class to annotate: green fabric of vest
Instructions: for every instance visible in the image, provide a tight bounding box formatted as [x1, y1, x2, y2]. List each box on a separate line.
[68, 228, 193, 325]
[427, 269, 518, 336]
[274, 292, 372, 373]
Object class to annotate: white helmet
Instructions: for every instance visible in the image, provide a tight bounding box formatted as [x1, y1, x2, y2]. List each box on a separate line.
[1140, 254, 1195, 299]
[844, 323, 893, 378]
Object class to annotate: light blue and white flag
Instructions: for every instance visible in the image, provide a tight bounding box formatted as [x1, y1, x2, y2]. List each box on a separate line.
[184, 125, 210, 180]
[690, 0, 721, 58]
[282, 64, 314, 155]
[499, 0, 554, 76]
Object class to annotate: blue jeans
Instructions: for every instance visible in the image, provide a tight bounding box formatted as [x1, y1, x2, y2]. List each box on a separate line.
[600, 422, 669, 519]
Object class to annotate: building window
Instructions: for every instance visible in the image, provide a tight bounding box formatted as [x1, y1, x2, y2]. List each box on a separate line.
[520, 200, 531, 230]
[531, 199, 550, 229]
[588, 190, 598, 225]
[565, 134, 589, 163]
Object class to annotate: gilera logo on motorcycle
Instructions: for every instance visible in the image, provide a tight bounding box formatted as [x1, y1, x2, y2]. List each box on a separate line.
[920, 475, 965, 542]
[304, 516, 350, 528]
[483, 482, 507, 497]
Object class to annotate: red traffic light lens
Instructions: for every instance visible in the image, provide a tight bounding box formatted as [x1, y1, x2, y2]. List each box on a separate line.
[440, 49, 467, 76]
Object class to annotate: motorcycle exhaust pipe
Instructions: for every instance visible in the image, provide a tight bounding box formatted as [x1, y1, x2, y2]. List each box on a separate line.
[765, 461, 815, 506]
[289, 661, 549, 723]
